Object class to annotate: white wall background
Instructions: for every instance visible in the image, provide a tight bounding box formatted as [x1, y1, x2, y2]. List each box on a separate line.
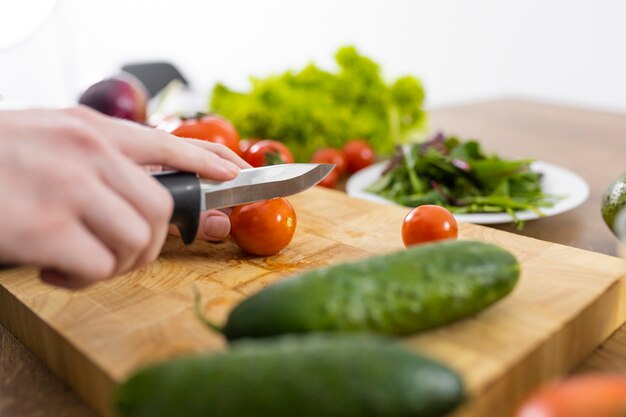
[1, 0, 625, 112]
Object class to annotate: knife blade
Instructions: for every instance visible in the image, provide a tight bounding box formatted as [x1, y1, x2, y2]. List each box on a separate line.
[153, 163, 334, 244]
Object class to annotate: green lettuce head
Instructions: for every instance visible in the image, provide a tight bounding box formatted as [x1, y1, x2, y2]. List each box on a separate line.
[210, 46, 427, 161]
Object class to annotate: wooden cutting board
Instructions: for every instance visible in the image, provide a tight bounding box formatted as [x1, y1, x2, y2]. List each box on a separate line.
[0, 187, 624, 417]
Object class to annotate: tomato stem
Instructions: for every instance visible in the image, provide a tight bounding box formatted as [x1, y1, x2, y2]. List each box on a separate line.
[264, 150, 286, 166]
[178, 111, 216, 121]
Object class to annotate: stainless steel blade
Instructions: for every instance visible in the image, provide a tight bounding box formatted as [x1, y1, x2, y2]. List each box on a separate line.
[199, 163, 334, 211]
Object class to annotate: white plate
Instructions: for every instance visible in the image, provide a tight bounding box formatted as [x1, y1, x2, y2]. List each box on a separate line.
[346, 160, 590, 224]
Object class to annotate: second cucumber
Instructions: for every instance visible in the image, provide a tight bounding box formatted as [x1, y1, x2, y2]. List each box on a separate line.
[115, 335, 463, 417]
[223, 240, 519, 340]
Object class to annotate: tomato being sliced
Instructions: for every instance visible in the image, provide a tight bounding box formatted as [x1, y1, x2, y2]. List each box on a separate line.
[343, 139, 375, 173]
[401, 205, 458, 247]
[514, 374, 626, 417]
[229, 198, 297, 256]
[160, 113, 241, 155]
[243, 139, 294, 167]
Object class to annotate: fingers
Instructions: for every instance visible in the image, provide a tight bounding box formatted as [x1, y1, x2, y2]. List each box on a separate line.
[168, 210, 231, 242]
[182, 139, 251, 169]
[79, 180, 152, 276]
[40, 269, 93, 290]
[95, 154, 173, 273]
[137, 179, 171, 268]
[133, 134, 241, 180]
[144, 164, 164, 173]
[36, 221, 116, 286]
[199, 210, 231, 241]
[96, 117, 242, 181]
[76, 108, 249, 177]
[26, 108, 249, 291]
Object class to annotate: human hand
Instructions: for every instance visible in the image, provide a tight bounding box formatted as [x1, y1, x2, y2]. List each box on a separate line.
[0, 107, 249, 289]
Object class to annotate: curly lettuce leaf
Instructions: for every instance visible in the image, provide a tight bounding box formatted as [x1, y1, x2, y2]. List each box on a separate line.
[210, 46, 426, 161]
[365, 133, 560, 227]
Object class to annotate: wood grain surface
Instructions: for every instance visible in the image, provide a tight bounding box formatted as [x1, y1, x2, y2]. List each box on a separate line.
[1, 99, 625, 417]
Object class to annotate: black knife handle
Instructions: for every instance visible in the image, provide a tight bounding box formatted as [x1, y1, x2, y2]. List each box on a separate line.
[153, 171, 200, 245]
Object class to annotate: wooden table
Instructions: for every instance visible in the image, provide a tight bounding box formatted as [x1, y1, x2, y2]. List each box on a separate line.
[1, 99, 625, 416]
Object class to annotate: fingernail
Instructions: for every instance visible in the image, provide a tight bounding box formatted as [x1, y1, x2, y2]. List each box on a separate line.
[41, 269, 67, 287]
[203, 215, 231, 240]
[40, 269, 82, 289]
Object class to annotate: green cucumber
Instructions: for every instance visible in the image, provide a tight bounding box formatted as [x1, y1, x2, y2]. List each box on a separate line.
[223, 240, 519, 340]
[115, 334, 464, 417]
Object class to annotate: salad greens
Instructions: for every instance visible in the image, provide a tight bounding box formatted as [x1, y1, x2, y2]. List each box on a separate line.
[210, 46, 426, 161]
[366, 133, 557, 227]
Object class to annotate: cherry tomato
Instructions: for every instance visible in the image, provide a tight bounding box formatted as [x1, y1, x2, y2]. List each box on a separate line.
[317, 168, 339, 188]
[239, 138, 259, 155]
[161, 114, 241, 155]
[230, 198, 297, 256]
[311, 148, 347, 176]
[514, 374, 626, 417]
[243, 139, 294, 167]
[401, 205, 458, 247]
[343, 139, 375, 173]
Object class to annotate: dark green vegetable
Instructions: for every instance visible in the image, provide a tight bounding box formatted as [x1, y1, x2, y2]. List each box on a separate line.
[223, 240, 519, 340]
[210, 46, 426, 161]
[366, 133, 558, 227]
[115, 334, 464, 417]
[601, 172, 626, 235]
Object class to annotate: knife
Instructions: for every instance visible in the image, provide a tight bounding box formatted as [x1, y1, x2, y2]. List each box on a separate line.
[153, 163, 334, 244]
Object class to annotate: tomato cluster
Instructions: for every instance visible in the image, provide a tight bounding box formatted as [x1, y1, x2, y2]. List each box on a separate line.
[159, 113, 376, 189]
[157, 113, 381, 255]
[311, 140, 375, 188]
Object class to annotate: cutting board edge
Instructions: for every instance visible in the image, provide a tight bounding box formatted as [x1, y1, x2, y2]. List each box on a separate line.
[0, 284, 117, 417]
[2, 266, 625, 417]
[2, 185, 625, 417]
[449, 275, 626, 416]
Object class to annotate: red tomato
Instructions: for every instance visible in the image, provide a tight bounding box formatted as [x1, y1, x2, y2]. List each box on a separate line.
[243, 139, 294, 167]
[401, 205, 458, 247]
[514, 374, 626, 417]
[343, 139, 375, 173]
[229, 198, 297, 256]
[162, 114, 241, 155]
[317, 168, 339, 188]
[311, 148, 347, 176]
[239, 138, 259, 155]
